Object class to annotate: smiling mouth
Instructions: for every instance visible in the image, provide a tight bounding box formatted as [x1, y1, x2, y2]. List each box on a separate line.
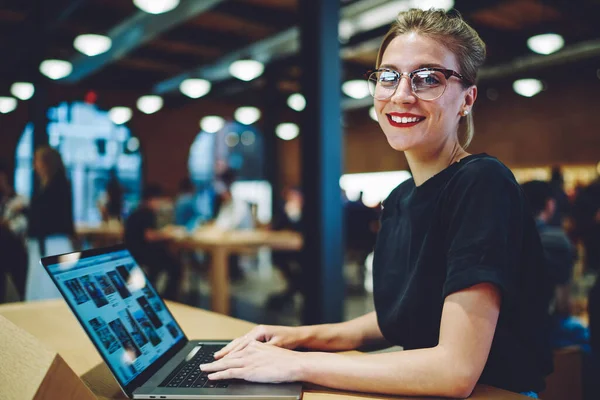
[387, 114, 426, 128]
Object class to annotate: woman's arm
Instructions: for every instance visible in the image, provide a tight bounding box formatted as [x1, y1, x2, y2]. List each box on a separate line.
[298, 283, 501, 398]
[214, 311, 385, 359]
[204, 283, 500, 398]
[299, 311, 385, 351]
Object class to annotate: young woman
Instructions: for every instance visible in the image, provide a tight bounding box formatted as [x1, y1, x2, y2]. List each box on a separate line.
[26, 146, 75, 301]
[201, 9, 552, 398]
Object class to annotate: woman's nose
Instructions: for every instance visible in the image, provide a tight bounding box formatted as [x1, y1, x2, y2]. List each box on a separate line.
[390, 75, 416, 104]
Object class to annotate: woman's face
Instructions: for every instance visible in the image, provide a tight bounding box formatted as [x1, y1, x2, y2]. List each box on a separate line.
[374, 33, 476, 153]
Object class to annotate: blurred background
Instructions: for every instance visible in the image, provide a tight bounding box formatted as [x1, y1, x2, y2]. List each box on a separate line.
[0, 0, 598, 350]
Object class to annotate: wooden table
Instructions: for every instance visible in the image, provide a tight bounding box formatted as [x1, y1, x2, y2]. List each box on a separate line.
[75, 224, 303, 315]
[0, 300, 529, 400]
[76, 223, 124, 247]
[167, 228, 303, 315]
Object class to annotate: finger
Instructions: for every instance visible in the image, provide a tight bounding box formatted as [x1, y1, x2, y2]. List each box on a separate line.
[208, 368, 245, 381]
[214, 338, 242, 359]
[200, 358, 244, 372]
[215, 336, 252, 359]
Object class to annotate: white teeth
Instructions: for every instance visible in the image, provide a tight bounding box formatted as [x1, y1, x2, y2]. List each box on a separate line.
[390, 115, 421, 124]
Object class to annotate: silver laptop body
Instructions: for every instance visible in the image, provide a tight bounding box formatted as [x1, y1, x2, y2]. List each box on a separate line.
[41, 244, 302, 400]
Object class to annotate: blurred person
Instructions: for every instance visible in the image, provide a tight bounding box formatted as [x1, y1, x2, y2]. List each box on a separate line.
[212, 169, 253, 231]
[26, 146, 75, 301]
[174, 177, 198, 230]
[0, 160, 28, 236]
[548, 166, 570, 228]
[0, 160, 28, 301]
[266, 186, 303, 309]
[571, 179, 600, 273]
[125, 184, 182, 301]
[586, 276, 600, 399]
[201, 9, 552, 398]
[521, 180, 588, 350]
[0, 223, 28, 302]
[98, 169, 124, 223]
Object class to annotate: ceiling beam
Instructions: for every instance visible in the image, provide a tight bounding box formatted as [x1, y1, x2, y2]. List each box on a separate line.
[153, 0, 392, 95]
[63, 0, 225, 83]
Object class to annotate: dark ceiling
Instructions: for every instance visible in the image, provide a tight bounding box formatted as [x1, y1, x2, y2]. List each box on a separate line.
[1, 0, 599, 112]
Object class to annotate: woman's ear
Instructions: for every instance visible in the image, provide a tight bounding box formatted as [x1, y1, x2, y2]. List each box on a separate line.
[462, 85, 477, 113]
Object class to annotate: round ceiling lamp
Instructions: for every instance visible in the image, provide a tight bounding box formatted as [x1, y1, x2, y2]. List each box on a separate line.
[527, 33, 565, 55]
[73, 34, 112, 56]
[10, 82, 35, 100]
[179, 78, 211, 99]
[229, 59, 264, 82]
[234, 106, 261, 125]
[369, 106, 378, 122]
[200, 115, 225, 133]
[412, 0, 454, 11]
[133, 0, 180, 14]
[275, 123, 299, 141]
[136, 95, 163, 114]
[109, 107, 133, 125]
[39, 59, 73, 80]
[512, 79, 543, 97]
[342, 79, 370, 99]
[0, 97, 18, 114]
[287, 93, 306, 111]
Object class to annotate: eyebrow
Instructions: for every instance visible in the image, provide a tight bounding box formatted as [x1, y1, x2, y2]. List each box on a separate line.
[379, 63, 447, 71]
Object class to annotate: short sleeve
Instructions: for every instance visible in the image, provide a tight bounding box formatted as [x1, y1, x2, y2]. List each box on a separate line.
[442, 159, 525, 304]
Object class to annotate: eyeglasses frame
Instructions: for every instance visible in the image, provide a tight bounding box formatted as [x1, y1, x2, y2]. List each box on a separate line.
[365, 67, 472, 101]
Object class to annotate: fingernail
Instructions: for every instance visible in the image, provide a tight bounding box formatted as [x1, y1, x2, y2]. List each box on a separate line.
[200, 364, 207, 369]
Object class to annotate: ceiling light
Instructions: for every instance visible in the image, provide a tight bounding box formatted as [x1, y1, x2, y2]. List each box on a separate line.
[73, 34, 112, 56]
[39, 59, 72, 80]
[0, 97, 17, 114]
[369, 106, 378, 122]
[527, 33, 564, 55]
[133, 0, 180, 14]
[179, 78, 211, 99]
[109, 107, 133, 125]
[234, 106, 261, 125]
[136, 95, 163, 114]
[10, 82, 35, 100]
[342, 80, 370, 99]
[229, 59, 264, 82]
[512, 79, 543, 97]
[276, 123, 299, 141]
[200, 115, 225, 133]
[411, 0, 454, 11]
[339, 20, 355, 43]
[287, 93, 306, 111]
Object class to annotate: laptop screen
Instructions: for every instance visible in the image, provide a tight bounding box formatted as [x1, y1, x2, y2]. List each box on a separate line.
[44, 247, 185, 387]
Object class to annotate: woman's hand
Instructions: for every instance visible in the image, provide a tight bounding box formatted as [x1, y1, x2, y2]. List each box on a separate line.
[214, 325, 306, 360]
[201, 340, 307, 383]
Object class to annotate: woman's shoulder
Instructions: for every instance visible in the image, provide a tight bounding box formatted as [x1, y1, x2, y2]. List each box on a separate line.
[449, 154, 518, 189]
[383, 178, 415, 208]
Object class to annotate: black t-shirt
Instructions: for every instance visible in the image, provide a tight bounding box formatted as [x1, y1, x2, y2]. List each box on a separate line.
[28, 175, 75, 238]
[373, 154, 553, 394]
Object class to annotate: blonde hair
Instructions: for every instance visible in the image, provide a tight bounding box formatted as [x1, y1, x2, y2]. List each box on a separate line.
[35, 146, 66, 187]
[376, 8, 486, 148]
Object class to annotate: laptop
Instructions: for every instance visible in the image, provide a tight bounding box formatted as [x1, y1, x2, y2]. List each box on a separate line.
[41, 244, 303, 399]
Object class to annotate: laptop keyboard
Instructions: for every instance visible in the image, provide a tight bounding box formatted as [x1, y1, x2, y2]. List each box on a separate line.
[159, 344, 230, 389]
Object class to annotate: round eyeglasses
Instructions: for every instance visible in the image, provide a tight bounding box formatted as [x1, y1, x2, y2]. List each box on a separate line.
[366, 67, 470, 101]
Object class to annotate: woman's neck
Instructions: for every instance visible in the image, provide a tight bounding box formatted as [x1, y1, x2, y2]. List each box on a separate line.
[405, 139, 470, 186]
